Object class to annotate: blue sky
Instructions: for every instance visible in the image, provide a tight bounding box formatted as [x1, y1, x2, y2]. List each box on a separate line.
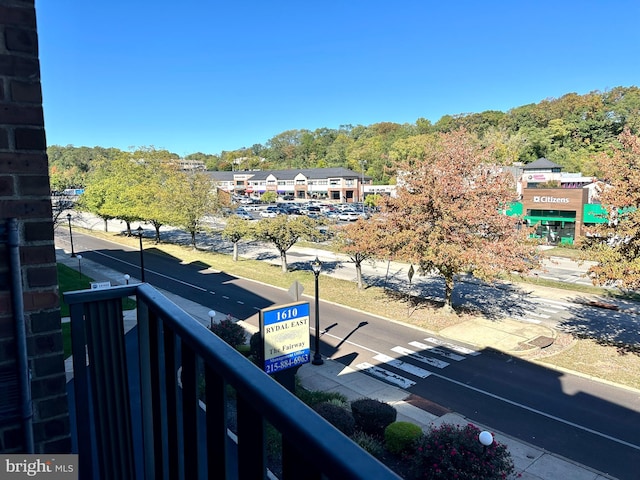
[36, 1, 640, 157]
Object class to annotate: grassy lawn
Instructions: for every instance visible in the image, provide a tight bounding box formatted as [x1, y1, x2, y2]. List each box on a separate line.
[57, 263, 96, 317]
[58, 262, 136, 357]
[72, 227, 640, 390]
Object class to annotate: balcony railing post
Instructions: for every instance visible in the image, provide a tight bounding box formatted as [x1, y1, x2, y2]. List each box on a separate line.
[137, 299, 158, 480]
[181, 344, 200, 479]
[69, 302, 93, 479]
[237, 395, 265, 479]
[205, 365, 227, 478]
[65, 284, 402, 480]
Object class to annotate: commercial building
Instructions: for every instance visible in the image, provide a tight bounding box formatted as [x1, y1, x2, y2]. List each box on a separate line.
[507, 158, 606, 244]
[208, 167, 371, 202]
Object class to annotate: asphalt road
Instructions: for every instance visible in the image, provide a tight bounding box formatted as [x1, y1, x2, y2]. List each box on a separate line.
[59, 231, 640, 479]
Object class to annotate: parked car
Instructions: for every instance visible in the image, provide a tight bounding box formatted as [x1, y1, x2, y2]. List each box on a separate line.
[260, 209, 277, 218]
[234, 209, 253, 220]
[338, 210, 361, 221]
[285, 205, 301, 215]
[307, 206, 322, 217]
[260, 206, 286, 218]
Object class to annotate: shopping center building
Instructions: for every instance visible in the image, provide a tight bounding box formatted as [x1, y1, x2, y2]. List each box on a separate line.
[208, 167, 372, 202]
[507, 158, 606, 244]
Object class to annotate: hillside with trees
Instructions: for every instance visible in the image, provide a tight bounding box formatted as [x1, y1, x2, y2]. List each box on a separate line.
[48, 86, 640, 190]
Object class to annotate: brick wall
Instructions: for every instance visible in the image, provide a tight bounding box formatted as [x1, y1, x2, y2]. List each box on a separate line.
[0, 0, 70, 453]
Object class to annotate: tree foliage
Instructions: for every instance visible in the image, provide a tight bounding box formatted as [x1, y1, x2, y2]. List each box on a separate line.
[77, 148, 222, 244]
[334, 219, 390, 289]
[581, 129, 640, 289]
[222, 217, 255, 261]
[166, 171, 219, 249]
[49, 87, 640, 189]
[254, 215, 320, 272]
[378, 129, 540, 308]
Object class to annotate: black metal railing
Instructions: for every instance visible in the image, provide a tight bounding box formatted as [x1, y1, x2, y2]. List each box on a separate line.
[64, 283, 401, 480]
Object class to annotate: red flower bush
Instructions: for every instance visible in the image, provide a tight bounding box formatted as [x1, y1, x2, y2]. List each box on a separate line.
[407, 423, 515, 480]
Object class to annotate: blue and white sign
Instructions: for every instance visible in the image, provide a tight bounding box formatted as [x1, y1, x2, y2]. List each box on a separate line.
[260, 302, 310, 374]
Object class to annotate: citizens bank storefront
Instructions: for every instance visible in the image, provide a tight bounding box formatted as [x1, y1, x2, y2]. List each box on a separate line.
[516, 188, 589, 244]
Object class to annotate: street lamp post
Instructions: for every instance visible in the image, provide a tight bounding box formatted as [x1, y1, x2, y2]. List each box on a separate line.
[124, 274, 130, 285]
[66, 213, 76, 257]
[76, 254, 82, 278]
[136, 226, 146, 282]
[208, 310, 216, 329]
[311, 256, 323, 365]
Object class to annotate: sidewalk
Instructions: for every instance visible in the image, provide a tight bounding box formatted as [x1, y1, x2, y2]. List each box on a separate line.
[56, 246, 617, 480]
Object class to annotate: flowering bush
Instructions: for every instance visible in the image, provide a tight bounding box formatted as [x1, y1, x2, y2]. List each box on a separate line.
[407, 423, 515, 480]
[209, 316, 247, 347]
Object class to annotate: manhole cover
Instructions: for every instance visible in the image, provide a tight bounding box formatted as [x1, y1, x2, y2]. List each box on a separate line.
[528, 336, 554, 348]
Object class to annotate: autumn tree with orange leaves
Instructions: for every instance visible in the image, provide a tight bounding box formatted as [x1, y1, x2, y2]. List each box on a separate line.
[581, 129, 640, 290]
[334, 219, 394, 289]
[378, 129, 540, 309]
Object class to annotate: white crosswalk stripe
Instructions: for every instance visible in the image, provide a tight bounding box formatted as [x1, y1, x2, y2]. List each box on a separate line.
[391, 346, 449, 368]
[517, 317, 543, 324]
[355, 362, 416, 388]
[355, 338, 481, 388]
[527, 311, 550, 318]
[538, 307, 561, 313]
[373, 354, 433, 378]
[423, 337, 480, 356]
[533, 298, 573, 309]
[408, 341, 465, 361]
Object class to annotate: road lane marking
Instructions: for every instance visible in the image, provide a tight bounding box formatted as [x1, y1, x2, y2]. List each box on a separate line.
[425, 369, 640, 452]
[534, 298, 574, 308]
[373, 354, 432, 378]
[391, 346, 449, 368]
[527, 311, 551, 318]
[354, 362, 416, 388]
[408, 341, 465, 361]
[423, 337, 480, 355]
[91, 250, 208, 291]
[519, 318, 542, 324]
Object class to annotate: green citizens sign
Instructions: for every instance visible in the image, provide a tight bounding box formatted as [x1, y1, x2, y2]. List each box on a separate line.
[260, 302, 310, 374]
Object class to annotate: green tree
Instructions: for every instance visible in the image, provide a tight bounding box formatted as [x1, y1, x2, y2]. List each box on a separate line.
[222, 217, 255, 261]
[379, 129, 539, 309]
[131, 158, 183, 242]
[254, 215, 320, 272]
[167, 171, 219, 249]
[260, 191, 277, 203]
[77, 155, 138, 231]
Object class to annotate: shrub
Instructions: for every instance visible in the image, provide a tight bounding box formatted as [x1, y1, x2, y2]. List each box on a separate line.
[324, 397, 349, 409]
[248, 331, 262, 365]
[313, 402, 355, 436]
[351, 431, 385, 459]
[351, 398, 397, 437]
[209, 317, 247, 347]
[385, 421, 423, 455]
[295, 381, 347, 408]
[408, 423, 515, 480]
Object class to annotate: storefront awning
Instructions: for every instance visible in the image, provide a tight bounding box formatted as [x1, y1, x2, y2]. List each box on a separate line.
[525, 215, 576, 223]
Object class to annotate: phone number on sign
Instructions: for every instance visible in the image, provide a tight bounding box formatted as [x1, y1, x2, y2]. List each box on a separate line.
[265, 353, 309, 374]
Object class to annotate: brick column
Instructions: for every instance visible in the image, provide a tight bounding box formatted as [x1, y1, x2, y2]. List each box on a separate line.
[0, 0, 70, 453]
